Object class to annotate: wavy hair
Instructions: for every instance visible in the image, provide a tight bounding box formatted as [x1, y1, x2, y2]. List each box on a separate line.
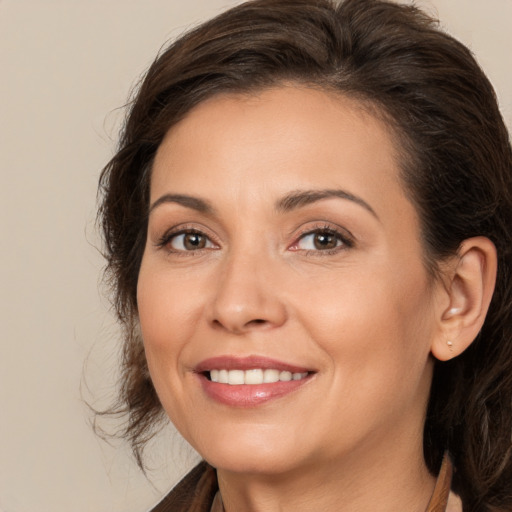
[97, 0, 512, 509]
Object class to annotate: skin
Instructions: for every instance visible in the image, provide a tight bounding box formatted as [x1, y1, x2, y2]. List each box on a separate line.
[137, 85, 465, 511]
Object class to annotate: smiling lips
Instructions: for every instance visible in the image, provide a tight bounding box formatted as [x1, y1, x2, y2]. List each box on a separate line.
[195, 356, 314, 407]
[210, 368, 309, 385]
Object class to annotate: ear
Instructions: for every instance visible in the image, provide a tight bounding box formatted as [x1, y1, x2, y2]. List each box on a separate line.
[431, 237, 497, 361]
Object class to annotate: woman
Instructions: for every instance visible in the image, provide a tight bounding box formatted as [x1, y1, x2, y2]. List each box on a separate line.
[97, 0, 512, 510]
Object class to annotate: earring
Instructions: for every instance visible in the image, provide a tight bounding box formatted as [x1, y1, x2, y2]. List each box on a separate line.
[446, 340, 453, 350]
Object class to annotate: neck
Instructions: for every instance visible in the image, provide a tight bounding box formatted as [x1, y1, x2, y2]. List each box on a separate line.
[216, 436, 436, 512]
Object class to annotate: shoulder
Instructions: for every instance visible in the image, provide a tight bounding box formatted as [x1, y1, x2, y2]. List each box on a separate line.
[149, 461, 218, 512]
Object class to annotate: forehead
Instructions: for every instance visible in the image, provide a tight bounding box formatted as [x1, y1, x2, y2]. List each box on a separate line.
[151, 86, 404, 201]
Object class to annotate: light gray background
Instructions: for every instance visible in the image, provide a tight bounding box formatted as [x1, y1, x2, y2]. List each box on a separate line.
[1, 1, 511, 511]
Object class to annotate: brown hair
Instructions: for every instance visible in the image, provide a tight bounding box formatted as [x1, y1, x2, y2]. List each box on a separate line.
[97, 0, 512, 509]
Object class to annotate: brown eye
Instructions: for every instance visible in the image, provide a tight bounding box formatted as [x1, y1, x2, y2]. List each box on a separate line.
[169, 231, 213, 251]
[183, 233, 206, 250]
[294, 229, 348, 252]
[313, 232, 338, 250]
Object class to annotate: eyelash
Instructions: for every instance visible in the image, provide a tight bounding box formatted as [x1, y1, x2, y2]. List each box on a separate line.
[156, 226, 219, 255]
[290, 224, 354, 256]
[156, 223, 354, 256]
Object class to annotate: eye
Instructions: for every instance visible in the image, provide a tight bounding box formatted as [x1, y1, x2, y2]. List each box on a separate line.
[298, 231, 342, 250]
[163, 230, 216, 252]
[291, 227, 353, 253]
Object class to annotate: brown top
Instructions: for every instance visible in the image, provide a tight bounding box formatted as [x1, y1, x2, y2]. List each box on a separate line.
[426, 453, 462, 512]
[150, 453, 461, 512]
[150, 461, 218, 512]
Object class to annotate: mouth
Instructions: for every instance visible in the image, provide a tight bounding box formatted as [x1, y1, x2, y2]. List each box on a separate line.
[194, 356, 315, 407]
[206, 368, 310, 385]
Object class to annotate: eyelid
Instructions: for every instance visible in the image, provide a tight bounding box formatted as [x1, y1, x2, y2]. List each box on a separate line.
[155, 223, 220, 252]
[288, 222, 355, 252]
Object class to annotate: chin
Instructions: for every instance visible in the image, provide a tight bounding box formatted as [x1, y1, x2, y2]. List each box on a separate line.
[207, 450, 301, 476]
[191, 425, 305, 475]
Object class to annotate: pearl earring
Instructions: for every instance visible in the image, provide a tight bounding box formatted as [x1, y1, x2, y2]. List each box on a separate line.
[446, 340, 453, 350]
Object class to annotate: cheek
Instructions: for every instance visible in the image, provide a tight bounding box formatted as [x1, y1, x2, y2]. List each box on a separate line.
[136, 267, 198, 406]
[137, 262, 205, 354]
[295, 259, 435, 373]
[297, 265, 435, 437]
[136, 262, 206, 430]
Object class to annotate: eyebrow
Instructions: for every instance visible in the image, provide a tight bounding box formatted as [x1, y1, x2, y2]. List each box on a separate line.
[276, 189, 378, 219]
[149, 194, 215, 215]
[149, 188, 378, 219]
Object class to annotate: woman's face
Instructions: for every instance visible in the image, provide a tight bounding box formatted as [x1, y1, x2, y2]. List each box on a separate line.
[138, 86, 442, 476]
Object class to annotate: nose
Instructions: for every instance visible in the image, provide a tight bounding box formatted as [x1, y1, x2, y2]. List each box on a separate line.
[208, 250, 287, 334]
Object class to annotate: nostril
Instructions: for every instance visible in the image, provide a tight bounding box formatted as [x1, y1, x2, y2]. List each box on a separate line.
[250, 319, 266, 325]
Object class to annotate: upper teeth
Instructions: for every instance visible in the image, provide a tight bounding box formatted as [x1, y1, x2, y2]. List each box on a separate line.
[209, 369, 308, 385]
